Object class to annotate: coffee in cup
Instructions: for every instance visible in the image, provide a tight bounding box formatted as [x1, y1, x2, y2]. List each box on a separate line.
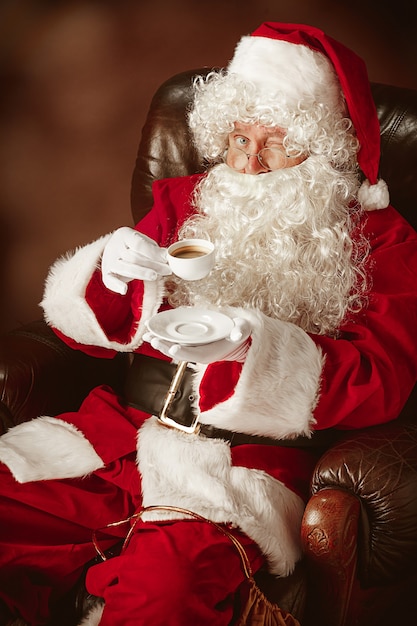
[167, 239, 215, 280]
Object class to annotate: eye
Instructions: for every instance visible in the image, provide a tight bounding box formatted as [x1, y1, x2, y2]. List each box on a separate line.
[233, 135, 250, 149]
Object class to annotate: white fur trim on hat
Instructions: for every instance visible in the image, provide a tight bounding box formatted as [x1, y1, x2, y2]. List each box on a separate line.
[228, 35, 344, 114]
[358, 178, 390, 211]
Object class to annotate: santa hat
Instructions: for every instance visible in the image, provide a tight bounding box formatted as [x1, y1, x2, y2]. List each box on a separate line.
[228, 22, 389, 211]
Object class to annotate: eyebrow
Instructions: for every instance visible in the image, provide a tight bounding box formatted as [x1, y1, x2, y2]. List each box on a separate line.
[264, 128, 286, 139]
[232, 125, 286, 139]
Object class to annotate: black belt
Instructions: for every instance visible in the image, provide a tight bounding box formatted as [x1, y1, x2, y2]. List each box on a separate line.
[124, 353, 340, 449]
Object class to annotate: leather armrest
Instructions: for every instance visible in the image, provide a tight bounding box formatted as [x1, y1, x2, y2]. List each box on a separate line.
[306, 420, 417, 587]
[301, 488, 360, 626]
[0, 320, 130, 434]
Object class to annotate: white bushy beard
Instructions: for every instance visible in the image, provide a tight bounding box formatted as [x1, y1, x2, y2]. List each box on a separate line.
[166, 161, 367, 336]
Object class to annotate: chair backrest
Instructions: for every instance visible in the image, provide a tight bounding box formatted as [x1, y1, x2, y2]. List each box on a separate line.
[131, 68, 417, 230]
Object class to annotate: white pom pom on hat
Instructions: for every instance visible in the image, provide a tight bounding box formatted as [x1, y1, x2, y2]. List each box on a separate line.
[228, 22, 390, 211]
[357, 179, 389, 211]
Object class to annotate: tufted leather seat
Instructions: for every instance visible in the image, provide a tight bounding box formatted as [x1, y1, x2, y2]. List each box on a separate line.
[1, 69, 417, 626]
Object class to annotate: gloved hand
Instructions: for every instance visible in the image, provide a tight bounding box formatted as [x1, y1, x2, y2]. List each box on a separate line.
[143, 317, 252, 364]
[101, 227, 171, 295]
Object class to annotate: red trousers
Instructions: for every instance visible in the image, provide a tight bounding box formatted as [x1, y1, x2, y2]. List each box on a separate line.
[0, 459, 264, 625]
[88, 518, 264, 626]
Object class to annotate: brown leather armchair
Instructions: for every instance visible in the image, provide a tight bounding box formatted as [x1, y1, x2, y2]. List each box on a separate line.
[1, 69, 417, 626]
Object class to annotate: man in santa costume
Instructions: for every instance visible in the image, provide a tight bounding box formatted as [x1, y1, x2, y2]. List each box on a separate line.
[1, 21, 417, 626]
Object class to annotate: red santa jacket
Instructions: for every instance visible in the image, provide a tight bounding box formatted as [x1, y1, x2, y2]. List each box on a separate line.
[1, 173, 417, 575]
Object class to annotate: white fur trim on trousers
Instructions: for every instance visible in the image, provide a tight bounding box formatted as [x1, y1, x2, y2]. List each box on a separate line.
[137, 417, 304, 576]
[0, 416, 104, 483]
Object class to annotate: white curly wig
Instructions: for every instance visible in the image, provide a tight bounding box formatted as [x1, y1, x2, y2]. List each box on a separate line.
[188, 36, 359, 172]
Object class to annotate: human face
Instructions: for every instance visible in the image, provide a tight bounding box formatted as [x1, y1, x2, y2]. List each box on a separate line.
[226, 123, 307, 174]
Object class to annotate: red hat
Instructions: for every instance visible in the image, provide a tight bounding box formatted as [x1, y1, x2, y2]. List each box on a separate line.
[228, 22, 389, 210]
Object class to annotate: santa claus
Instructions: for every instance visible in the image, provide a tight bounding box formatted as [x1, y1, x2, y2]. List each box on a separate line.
[1, 22, 416, 626]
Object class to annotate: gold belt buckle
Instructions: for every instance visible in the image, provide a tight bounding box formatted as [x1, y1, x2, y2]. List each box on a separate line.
[158, 360, 200, 434]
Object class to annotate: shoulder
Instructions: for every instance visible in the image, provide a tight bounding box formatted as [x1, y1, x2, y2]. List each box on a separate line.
[152, 173, 205, 202]
[363, 205, 417, 251]
[151, 173, 205, 242]
[363, 204, 417, 296]
[136, 173, 206, 245]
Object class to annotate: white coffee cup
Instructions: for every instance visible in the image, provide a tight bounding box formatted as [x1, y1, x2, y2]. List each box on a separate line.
[167, 239, 215, 281]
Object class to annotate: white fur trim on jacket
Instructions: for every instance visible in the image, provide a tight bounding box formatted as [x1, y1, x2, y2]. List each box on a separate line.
[41, 233, 165, 351]
[0, 416, 104, 483]
[137, 417, 304, 576]
[196, 307, 324, 440]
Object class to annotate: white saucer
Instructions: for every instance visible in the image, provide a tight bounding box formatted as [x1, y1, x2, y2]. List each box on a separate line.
[147, 307, 234, 345]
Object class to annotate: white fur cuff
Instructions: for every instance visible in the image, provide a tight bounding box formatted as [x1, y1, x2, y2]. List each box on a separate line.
[0, 416, 104, 483]
[41, 233, 165, 351]
[197, 308, 324, 440]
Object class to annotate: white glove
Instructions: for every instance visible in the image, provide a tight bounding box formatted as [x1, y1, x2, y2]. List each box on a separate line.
[101, 227, 171, 295]
[143, 317, 252, 364]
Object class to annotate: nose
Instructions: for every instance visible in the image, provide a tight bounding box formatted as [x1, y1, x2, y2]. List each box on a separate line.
[245, 154, 269, 175]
